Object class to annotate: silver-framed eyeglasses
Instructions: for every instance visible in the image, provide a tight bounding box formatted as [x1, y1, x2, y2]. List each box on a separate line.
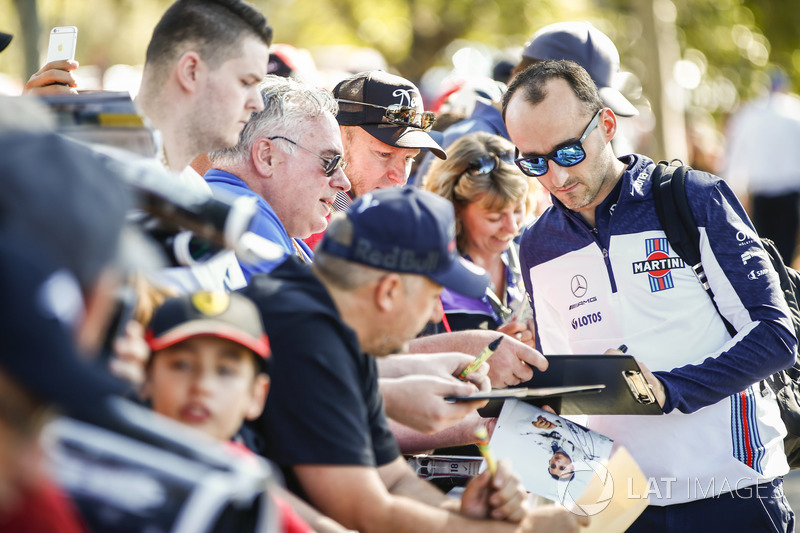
[268, 136, 347, 176]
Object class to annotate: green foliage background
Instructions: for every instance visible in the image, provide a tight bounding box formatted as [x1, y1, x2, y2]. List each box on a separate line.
[1, 0, 797, 114]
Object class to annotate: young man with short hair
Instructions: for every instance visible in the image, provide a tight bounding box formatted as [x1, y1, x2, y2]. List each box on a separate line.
[137, 0, 273, 174]
[137, 0, 274, 293]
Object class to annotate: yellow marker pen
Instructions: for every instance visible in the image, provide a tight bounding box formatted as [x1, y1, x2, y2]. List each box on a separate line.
[474, 426, 497, 475]
[459, 335, 504, 380]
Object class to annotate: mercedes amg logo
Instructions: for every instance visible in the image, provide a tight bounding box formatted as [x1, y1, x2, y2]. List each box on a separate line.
[571, 275, 588, 298]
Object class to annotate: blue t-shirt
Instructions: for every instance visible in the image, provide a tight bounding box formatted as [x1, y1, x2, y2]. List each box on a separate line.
[204, 169, 312, 282]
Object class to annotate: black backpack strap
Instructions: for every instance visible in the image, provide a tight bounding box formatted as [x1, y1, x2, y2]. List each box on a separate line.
[651, 160, 737, 337]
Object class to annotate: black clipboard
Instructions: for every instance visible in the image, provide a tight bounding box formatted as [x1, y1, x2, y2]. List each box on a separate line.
[478, 354, 663, 417]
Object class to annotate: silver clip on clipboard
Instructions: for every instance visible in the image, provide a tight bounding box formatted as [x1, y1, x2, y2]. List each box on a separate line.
[622, 370, 657, 405]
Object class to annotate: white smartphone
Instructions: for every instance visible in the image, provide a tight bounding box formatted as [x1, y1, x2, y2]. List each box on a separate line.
[46, 26, 78, 63]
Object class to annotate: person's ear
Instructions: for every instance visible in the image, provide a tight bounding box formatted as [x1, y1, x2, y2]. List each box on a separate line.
[252, 137, 274, 176]
[373, 273, 402, 313]
[175, 51, 204, 93]
[244, 374, 270, 421]
[598, 108, 618, 143]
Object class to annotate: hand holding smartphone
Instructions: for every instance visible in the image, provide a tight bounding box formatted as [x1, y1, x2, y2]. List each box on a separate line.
[26, 26, 79, 94]
[46, 26, 77, 63]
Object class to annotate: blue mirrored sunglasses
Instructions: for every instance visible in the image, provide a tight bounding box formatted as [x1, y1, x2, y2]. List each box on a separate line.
[514, 109, 603, 177]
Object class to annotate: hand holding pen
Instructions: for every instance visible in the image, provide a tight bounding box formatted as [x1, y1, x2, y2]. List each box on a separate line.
[459, 335, 504, 381]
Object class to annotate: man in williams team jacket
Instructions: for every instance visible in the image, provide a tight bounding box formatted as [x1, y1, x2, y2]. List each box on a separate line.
[503, 59, 796, 532]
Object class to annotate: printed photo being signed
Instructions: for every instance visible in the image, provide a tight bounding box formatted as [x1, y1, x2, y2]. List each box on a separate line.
[490, 400, 614, 503]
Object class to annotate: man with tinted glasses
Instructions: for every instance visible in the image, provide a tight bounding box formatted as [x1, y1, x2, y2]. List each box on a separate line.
[504, 60, 796, 532]
[206, 75, 350, 281]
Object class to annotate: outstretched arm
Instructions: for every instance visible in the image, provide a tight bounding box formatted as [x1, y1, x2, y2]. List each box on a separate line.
[389, 412, 497, 454]
[293, 459, 584, 533]
[407, 330, 547, 387]
[379, 374, 488, 435]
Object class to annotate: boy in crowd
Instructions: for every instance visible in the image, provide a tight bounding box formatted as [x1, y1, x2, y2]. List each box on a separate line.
[143, 291, 270, 442]
[144, 290, 351, 533]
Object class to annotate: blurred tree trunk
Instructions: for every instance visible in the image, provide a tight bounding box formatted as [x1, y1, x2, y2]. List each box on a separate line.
[395, 0, 470, 82]
[634, 0, 688, 162]
[13, 0, 41, 79]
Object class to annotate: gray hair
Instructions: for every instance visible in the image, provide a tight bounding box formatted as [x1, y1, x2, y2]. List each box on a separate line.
[209, 74, 338, 167]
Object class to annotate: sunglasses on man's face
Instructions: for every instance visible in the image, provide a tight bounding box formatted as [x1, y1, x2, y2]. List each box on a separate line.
[268, 136, 347, 176]
[336, 99, 437, 131]
[514, 109, 604, 178]
[463, 150, 516, 176]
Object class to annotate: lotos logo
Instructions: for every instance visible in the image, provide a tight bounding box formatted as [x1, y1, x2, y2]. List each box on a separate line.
[631, 238, 685, 293]
[572, 312, 602, 330]
[556, 459, 614, 517]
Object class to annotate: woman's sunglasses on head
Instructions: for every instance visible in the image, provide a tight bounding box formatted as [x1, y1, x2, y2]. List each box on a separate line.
[463, 150, 516, 177]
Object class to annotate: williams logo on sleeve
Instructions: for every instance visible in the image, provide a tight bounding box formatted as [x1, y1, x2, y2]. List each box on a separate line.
[632, 238, 685, 292]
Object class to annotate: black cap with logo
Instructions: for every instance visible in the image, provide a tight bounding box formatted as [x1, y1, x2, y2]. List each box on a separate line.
[333, 70, 447, 159]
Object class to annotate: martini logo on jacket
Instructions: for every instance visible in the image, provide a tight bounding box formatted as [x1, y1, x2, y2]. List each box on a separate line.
[632, 238, 685, 292]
